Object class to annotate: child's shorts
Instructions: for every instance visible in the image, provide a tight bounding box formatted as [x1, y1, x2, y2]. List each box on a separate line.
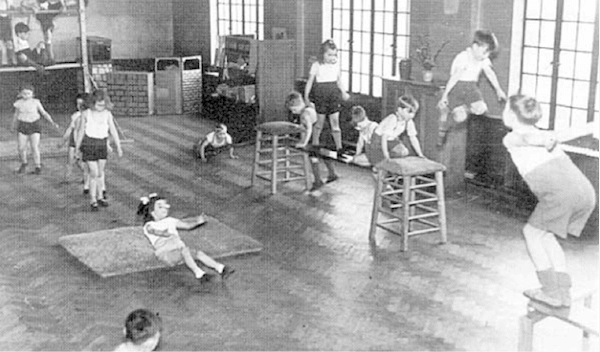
[448, 81, 484, 111]
[366, 134, 409, 166]
[193, 143, 230, 159]
[0, 16, 12, 42]
[310, 81, 342, 115]
[154, 237, 187, 267]
[17, 120, 42, 135]
[80, 135, 108, 161]
[36, 2, 63, 33]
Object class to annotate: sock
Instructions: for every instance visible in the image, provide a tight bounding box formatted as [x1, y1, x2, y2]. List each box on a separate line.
[215, 263, 225, 273]
[332, 130, 342, 150]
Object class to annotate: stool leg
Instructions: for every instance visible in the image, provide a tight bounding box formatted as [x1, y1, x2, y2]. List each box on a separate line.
[369, 168, 384, 242]
[271, 135, 279, 194]
[251, 130, 262, 187]
[283, 134, 291, 181]
[435, 171, 447, 244]
[303, 152, 311, 190]
[401, 175, 411, 252]
[518, 314, 535, 351]
[582, 294, 592, 352]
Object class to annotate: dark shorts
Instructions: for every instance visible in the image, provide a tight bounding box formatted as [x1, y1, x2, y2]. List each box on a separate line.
[447, 81, 484, 111]
[36, 2, 63, 33]
[309, 81, 342, 115]
[16, 48, 45, 65]
[366, 134, 409, 167]
[80, 135, 108, 162]
[0, 16, 12, 42]
[17, 120, 42, 135]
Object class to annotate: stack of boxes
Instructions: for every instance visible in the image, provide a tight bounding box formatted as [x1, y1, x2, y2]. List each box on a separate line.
[106, 71, 154, 116]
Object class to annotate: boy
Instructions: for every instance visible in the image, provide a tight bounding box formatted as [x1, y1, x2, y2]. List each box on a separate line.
[20, 0, 66, 63]
[350, 105, 378, 168]
[13, 22, 47, 72]
[193, 123, 238, 162]
[437, 29, 507, 146]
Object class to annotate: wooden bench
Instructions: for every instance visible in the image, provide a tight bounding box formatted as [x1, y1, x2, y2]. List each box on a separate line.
[518, 288, 599, 351]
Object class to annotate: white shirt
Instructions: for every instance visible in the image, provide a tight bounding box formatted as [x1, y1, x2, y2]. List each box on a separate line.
[451, 47, 492, 82]
[14, 36, 30, 53]
[503, 131, 565, 175]
[206, 131, 232, 147]
[143, 217, 180, 249]
[84, 109, 112, 139]
[374, 114, 417, 141]
[309, 61, 340, 83]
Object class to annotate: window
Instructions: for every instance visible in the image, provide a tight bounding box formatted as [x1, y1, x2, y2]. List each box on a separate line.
[324, 0, 411, 97]
[216, 0, 264, 40]
[512, 0, 598, 130]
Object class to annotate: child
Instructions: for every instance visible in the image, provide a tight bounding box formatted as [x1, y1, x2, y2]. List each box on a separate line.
[304, 39, 350, 159]
[366, 94, 425, 167]
[10, 83, 58, 174]
[502, 94, 596, 307]
[136, 193, 235, 282]
[20, 0, 65, 63]
[286, 91, 338, 191]
[193, 123, 238, 162]
[74, 90, 122, 211]
[58, 93, 88, 183]
[350, 105, 378, 168]
[0, 0, 16, 65]
[437, 29, 507, 146]
[114, 309, 162, 352]
[13, 22, 47, 72]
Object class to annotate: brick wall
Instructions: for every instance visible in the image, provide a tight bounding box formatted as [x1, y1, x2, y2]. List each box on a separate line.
[106, 72, 154, 116]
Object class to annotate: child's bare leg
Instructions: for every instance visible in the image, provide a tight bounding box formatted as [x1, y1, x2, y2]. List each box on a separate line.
[0, 40, 7, 65]
[329, 112, 343, 151]
[65, 147, 76, 180]
[195, 250, 225, 273]
[87, 161, 99, 204]
[313, 114, 325, 145]
[438, 106, 467, 147]
[469, 100, 488, 117]
[17, 133, 29, 166]
[30, 133, 41, 169]
[181, 247, 206, 279]
[523, 224, 552, 270]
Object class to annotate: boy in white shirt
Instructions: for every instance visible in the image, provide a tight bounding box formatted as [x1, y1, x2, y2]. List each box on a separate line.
[349, 105, 378, 168]
[194, 123, 238, 162]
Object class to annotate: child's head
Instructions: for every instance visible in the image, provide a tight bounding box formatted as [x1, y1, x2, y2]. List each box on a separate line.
[89, 89, 108, 111]
[472, 29, 498, 60]
[285, 91, 306, 115]
[137, 193, 169, 223]
[14, 22, 30, 36]
[123, 309, 162, 350]
[75, 93, 88, 111]
[214, 123, 228, 137]
[350, 105, 367, 127]
[503, 94, 542, 128]
[319, 39, 338, 64]
[19, 83, 34, 99]
[396, 94, 419, 120]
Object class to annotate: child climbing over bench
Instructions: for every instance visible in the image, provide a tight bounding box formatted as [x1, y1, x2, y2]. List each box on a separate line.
[137, 193, 235, 283]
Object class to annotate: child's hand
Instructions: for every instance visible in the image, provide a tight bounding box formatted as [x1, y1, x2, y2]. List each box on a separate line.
[107, 144, 113, 153]
[544, 136, 558, 152]
[200, 157, 207, 163]
[341, 91, 351, 101]
[116, 147, 123, 158]
[497, 90, 507, 103]
[52, 122, 60, 130]
[295, 143, 307, 149]
[230, 154, 239, 159]
[308, 101, 316, 110]
[437, 97, 449, 110]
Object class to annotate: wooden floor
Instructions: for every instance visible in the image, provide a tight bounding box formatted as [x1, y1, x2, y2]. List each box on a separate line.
[0, 113, 597, 351]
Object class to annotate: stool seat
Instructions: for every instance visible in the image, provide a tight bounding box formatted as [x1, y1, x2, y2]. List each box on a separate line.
[370, 157, 448, 251]
[377, 157, 446, 176]
[256, 121, 306, 135]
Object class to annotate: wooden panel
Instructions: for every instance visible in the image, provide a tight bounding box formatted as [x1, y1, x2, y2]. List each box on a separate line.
[257, 40, 296, 123]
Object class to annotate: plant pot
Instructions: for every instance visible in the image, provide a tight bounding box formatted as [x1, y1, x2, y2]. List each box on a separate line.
[422, 70, 433, 82]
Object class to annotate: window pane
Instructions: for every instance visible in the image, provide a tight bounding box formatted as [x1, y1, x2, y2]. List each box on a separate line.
[353, 11, 362, 30]
[560, 22, 577, 51]
[558, 50, 575, 78]
[556, 78, 573, 106]
[397, 0, 409, 12]
[538, 49, 554, 75]
[383, 55, 394, 77]
[521, 74, 537, 97]
[397, 13, 409, 35]
[537, 103, 550, 128]
[554, 106, 572, 130]
[526, 0, 542, 18]
[373, 55, 383, 77]
[374, 11, 384, 33]
[362, 11, 371, 32]
[539, 21, 555, 48]
[577, 23, 594, 52]
[524, 20, 540, 47]
[540, 0, 557, 20]
[362, 32, 371, 53]
[396, 35, 408, 57]
[373, 34, 384, 55]
[522, 47, 539, 74]
[572, 80, 589, 109]
[373, 77, 382, 97]
[574, 52, 592, 81]
[362, 74, 370, 94]
[580, 0, 597, 22]
[537, 76, 552, 102]
[562, 0, 580, 21]
[570, 108, 588, 128]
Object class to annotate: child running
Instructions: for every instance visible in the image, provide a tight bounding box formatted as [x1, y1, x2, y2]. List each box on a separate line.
[437, 29, 506, 146]
[304, 39, 350, 159]
[114, 309, 162, 352]
[286, 91, 338, 192]
[502, 94, 596, 307]
[193, 123, 238, 162]
[136, 193, 235, 283]
[11, 83, 58, 174]
[58, 93, 88, 184]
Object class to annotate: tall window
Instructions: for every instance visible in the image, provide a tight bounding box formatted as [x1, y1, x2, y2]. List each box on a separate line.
[217, 0, 264, 40]
[517, 0, 598, 130]
[325, 0, 411, 97]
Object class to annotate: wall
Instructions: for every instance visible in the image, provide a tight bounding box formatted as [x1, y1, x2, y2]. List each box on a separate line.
[172, 0, 211, 60]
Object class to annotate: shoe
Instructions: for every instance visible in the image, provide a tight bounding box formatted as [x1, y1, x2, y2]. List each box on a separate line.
[198, 273, 215, 284]
[83, 189, 89, 195]
[220, 266, 235, 280]
[17, 163, 27, 174]
[32, 167, 42, 175]
[102, 190, 108, 200]
[326, 175, 339, 184]
[90, 202, 99, 212]
[309, 181, 324, 192]
[97, 198, 109, 207]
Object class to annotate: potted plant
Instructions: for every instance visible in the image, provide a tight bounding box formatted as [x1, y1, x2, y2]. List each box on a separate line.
[413, 35, 449, 82]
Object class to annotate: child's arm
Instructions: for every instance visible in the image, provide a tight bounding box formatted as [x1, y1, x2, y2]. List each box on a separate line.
[145, 223, 171, 237]
[505, 129, 558, 151]
[336, 72, 350, 101]
[439, 59, 467, 107]
[198, 138, 209, 161]
[228, 146, 238, 159]
[106, 113, 122, 157]
[37, 100, 59, 129]
[381, 135, 391, 160]
[482, 65, 507, 102]
[74, 110, 86, 152]
[555, 120, 598, 143]
[304, 63, 317, 109]
[354, 135, 365, 156]
[176, 214, 206, 230]
[11, 109, 18, 132]
[408, 134, 425, 157]
[58, 117, 76, 148]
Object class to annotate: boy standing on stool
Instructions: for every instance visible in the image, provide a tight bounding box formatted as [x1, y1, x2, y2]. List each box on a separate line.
[503, 94, 596, 307]
[437, 29, 506, 146]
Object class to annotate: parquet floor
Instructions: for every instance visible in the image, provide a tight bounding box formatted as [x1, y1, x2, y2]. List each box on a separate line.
[0, 113, 597, 351]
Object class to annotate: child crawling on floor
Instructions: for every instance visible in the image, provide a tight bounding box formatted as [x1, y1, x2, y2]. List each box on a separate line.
[137, 193, 235, 283]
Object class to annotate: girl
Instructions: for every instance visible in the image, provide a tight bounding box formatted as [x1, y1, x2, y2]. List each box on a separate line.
[366, 94, 425, 167]
[304, 39, 350, 159]
[114, 309, 162, 352]
[503, 94, 596, 307]
[286, 91, 338, 191]
[58, 93, 88, 184]
[75, 90, 122, 211]
[136, 193, 235, 282]
[11, 83, 58, 174]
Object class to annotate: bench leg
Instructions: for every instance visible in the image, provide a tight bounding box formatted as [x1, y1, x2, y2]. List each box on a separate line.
[369, 168, 384, 243]
[271, 135, 278, 194]
[518, 314, 535, 351]
[435, 171, 447, 244]
[401, 175, 411, 252]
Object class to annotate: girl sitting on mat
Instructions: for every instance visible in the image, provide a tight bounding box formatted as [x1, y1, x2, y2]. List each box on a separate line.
[136, 193, 235, 283]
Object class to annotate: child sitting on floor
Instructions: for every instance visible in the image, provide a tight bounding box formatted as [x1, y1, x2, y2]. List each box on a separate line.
[193, 123, 238, 162]
[136, 193, 235, 283]
[349, 105, 378, 168]
[114, 309, 162, 352]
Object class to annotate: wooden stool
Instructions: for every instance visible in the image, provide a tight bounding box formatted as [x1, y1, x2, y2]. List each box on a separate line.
[251, 121, 311, 194]
[369, 157, 447, 251]
[518, 288, 599, 351]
